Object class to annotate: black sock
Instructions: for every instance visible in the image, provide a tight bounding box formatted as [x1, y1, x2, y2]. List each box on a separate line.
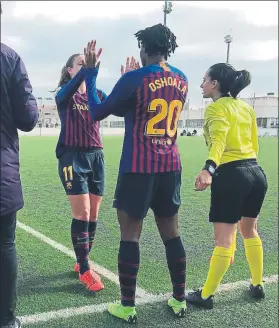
[88, 221, 97, 253]
[71, 218, 89, 275]
[164, 236, 186, 302]
[118, 241, 140, 307]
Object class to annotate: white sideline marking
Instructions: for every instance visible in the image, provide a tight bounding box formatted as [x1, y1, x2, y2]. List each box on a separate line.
[20, 275, 278, 325]
[20, 293, 167, 325]
[17, 221, 150, 298]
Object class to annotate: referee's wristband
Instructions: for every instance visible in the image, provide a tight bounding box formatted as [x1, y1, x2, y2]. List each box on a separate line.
[202, 160, 217, 176]
[205, 160, 217, 168]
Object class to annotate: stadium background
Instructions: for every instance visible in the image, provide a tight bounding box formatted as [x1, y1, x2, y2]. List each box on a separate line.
[20, 93, 278, 138]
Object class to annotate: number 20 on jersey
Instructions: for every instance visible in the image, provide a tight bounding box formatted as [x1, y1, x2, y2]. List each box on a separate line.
[145, 98, 183, 138]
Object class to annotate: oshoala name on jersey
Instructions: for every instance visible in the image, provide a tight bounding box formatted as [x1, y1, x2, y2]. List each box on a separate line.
[148, 77, 188, 96]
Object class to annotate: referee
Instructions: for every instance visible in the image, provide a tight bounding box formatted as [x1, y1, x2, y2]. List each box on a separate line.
[185, 63, 268, 309]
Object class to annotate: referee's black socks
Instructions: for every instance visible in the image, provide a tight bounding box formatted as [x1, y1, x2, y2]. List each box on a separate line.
[164, 236, 186, 302]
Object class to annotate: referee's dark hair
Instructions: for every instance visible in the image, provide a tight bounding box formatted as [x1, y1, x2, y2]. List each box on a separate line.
[208, 63, 251, 98]
[135, 23, 178, 60]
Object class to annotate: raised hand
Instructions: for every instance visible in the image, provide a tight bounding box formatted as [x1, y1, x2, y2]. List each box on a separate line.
[121, 57, 140, 76]
[84, 40, 103, 69]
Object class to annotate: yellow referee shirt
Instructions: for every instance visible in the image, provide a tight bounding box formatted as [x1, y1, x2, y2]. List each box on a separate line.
[203, 97, 258, 167]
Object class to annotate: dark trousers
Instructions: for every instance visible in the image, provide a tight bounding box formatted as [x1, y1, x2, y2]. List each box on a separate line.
[0, 212, 17, 326]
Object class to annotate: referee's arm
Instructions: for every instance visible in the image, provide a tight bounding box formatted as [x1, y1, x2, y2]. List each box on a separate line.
[206, 105, 230, 167]
[251, 110, 259, 156]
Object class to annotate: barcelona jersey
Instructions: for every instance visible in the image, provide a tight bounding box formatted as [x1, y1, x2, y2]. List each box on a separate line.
[55, 68, 107, 158]
[84, 63, 188, 173]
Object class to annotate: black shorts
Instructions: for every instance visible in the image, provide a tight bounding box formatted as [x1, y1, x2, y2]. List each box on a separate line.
[58, 149, 105, 196]
[209, 159, 268, 224]
[113, 171, 181, 219]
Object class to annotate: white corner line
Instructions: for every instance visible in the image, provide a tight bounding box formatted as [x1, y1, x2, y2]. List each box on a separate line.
[20, 275, 278, 325]
[17, 221, 150, 298]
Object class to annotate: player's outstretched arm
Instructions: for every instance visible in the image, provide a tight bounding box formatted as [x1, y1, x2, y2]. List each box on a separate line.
[83, 40, 140, 120]
[55, 68, 85, 106]
[84, 68, 140, 121]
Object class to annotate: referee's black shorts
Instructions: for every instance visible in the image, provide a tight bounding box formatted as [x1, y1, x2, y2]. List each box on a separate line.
[209, 159, 268, 224]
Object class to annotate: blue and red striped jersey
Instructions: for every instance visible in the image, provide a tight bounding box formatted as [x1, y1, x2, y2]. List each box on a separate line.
[55, 68, 107, 158]
[84, 63, 188, 174]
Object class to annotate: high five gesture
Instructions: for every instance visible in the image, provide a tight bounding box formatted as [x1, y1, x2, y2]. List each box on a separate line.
[84, 40, 102, 69]
[121, 57, 140, 76]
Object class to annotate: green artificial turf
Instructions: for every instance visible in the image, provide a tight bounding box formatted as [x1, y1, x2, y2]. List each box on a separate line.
[16, 135, 278, 327]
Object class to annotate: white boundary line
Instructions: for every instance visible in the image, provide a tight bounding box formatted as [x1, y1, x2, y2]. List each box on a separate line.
[20, 275, 278, 325]
[17, 221, 150, 298]
[17, 221, 278, 325]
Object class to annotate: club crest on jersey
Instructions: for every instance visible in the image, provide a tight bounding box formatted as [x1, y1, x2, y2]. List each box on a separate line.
[152, 138, 172, 146]
[66, 182, 72, 190]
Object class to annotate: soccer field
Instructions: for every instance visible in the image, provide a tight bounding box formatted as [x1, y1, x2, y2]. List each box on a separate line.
[16, 136, 278, 327]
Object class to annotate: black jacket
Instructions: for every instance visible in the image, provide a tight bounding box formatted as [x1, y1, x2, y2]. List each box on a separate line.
[0, 43, 38, 216]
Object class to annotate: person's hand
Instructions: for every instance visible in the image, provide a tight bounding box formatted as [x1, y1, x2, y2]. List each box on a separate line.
[84, 40, 102, 69]
[195, 170, 212, 191]
[121, 57, 140, 75]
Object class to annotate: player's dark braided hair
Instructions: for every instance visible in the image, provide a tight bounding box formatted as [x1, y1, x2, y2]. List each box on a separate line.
[135, 23, 178, 60]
